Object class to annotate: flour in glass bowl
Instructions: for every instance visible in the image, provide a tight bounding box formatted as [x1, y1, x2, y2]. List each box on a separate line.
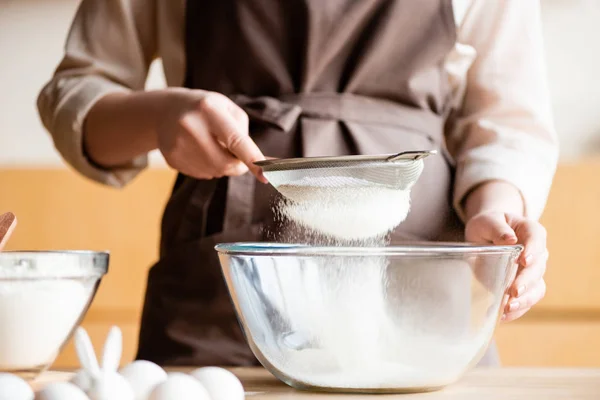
[269, 175, 465, 389]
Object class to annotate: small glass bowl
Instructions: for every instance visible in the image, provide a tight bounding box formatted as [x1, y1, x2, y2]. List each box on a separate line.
[0, 251, 109, 380]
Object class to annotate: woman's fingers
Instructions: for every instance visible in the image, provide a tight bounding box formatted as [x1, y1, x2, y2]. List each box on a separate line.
[180, 112, 248, 178]
[199, 134, 249, 177]
[466, 213, 519, 294]
[503, 279, 546, 322]
[465, 213, 518, 245]
[502, 306, 531, 323]
[509, 216, 547, 265]
[200, 95, 267, 183]
[465, 214, 549, 323]
[510, 250, 548, 297]
[507, 218, 548, 297]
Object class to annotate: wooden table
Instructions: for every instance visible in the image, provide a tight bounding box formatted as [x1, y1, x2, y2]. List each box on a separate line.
[33, 367, 600, 399]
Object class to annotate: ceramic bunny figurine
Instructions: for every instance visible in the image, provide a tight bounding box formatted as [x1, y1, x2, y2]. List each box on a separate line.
[70, 326, 134, 400]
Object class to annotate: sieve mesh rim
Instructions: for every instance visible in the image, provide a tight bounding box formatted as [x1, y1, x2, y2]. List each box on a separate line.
[255, 151, 435, 172]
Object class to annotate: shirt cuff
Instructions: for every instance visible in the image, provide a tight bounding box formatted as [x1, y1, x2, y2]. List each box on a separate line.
[45, 75, 148, 188]
[453, 144, 558, 222]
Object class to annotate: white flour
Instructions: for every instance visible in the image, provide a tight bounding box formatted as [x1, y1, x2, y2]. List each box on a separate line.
[258, 255, 493, 390]
[268, 175, 487, 389]
[277, 176, 411, 242]
[0, 260, 96, 370]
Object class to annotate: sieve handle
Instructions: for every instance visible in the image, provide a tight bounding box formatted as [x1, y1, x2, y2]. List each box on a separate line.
[386, 150, 437, 162]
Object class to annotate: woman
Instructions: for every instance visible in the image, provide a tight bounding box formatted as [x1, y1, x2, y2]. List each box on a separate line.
[38, 0, 558, 366]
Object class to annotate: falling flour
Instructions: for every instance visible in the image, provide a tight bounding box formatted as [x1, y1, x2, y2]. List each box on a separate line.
[0, 261, 96, 371]
[256, 255, 494, 390]
[266, 174, 488, 389]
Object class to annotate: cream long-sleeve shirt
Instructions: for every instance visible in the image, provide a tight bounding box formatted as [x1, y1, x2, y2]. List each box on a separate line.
[37, 0, 559, 221]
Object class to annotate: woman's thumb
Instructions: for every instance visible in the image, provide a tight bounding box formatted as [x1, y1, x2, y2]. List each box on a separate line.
[467, 213, 518, 245]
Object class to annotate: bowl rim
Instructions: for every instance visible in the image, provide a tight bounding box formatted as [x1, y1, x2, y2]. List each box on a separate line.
[215, 242, 523, 256]
[0, 250, 109, 256]
[0, 251, 110, 279]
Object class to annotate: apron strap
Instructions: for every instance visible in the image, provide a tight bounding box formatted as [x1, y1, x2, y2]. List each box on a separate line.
[230, 95, 302, 132]
[232, 92, 445, 142]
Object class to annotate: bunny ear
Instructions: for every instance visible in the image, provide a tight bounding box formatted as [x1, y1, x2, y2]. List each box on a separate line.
[74, 327, 100, 376]
[102, 326, 123, 371]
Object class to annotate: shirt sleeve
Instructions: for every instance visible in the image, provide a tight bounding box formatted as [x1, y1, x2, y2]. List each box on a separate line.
[446, 0, 559, 221]
[37, 0, 157, 188]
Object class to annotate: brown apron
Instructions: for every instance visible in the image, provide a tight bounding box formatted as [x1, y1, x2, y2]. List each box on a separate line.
[136, 0, 500, 366]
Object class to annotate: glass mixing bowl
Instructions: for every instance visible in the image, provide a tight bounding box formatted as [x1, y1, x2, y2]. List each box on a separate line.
[216, 243, 522, 393]
[0, 251, 109, 380]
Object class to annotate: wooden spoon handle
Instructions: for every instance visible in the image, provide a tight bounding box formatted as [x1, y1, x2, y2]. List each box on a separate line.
[0, 212, 17, 251]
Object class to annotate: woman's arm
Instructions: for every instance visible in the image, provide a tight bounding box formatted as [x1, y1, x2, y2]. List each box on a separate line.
[447, 0, 559, 221]
[84, 88, 267, 182]
[39, 0, 266, 184]
[449, 1, 557, 322]
[37, 0, 157, 187]
[83, 91, 161, 169]
[463, 180, 524, 221]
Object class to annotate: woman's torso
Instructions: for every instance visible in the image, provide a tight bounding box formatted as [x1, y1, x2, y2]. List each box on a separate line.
[136, 0, 492, 367]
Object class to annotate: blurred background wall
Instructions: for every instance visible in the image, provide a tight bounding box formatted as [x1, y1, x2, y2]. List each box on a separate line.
[1, 0, 600, 367]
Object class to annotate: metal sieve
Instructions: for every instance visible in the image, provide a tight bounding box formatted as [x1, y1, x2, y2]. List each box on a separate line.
[255, 150, 436, 202]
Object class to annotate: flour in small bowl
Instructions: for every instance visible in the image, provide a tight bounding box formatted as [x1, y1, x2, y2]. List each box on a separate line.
[0, 279, 93, 370]
[0, 255, 101, 372]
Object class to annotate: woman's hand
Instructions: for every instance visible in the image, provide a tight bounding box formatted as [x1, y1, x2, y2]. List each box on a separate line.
[465, 212, 548, 321]
[84, 88, 267, 182]
[156, 89, 266, 182]
[463, 181, 548, 322]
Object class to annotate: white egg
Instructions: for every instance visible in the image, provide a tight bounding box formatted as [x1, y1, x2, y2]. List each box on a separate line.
[34, 382, 88, 400]
[148, 373, 210, 400]
[70, 369, 93, 393]
[0, 373, 34, 400]
[119, 360, 167, 400]
[87, 371, 134, 400]
[190, 367, 245, 400]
